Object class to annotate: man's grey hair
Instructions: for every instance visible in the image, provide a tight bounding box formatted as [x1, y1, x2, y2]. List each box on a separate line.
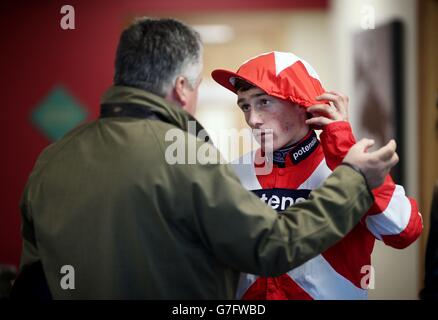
[114, 17, 202, 97]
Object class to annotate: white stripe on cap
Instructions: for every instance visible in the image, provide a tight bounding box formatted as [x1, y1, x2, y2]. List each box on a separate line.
[274, 51, 321, 81]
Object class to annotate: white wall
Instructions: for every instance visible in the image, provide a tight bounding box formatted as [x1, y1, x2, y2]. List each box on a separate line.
[283, 12, 335, 90]
[330, 0, 420, 299]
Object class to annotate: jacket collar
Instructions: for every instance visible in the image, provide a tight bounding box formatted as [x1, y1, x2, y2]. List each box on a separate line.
[100, 85, 204, 135]
[284, 130, 319, 166]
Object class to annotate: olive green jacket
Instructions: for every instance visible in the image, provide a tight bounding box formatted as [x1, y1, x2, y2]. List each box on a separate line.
[19, 86, 373, 299]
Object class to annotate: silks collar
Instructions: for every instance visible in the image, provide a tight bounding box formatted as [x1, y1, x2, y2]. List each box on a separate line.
[271, 130, 319, 167]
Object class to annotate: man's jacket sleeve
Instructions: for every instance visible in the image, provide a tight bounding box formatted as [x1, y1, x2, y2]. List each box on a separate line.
[19, 183, 40, 269]
[320, 121, 423, 249]
[173, 142, 374, 277]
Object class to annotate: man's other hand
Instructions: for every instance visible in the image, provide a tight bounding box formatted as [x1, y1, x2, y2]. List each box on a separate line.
[343, 139, 399, 189]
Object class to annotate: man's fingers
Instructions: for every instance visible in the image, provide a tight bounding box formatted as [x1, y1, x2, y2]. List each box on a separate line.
[316, 92, 346, 106]
[371, 140, 397, 161]
[308, 103, 344, 122]
[307, 104, 332, 115]
[325, 90, 349, 101]
[381, 152, 399, 177]
[389, 152, 399, 168]
[315, 92, 348, 120]
[305, 117, 332, 126]
[388, 139, 396, 150]
[316, 93, 340, 104]
[354, 138, 375, 152]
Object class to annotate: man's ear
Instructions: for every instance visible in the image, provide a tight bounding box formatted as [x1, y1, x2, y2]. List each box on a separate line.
[171, 76, 188, 108]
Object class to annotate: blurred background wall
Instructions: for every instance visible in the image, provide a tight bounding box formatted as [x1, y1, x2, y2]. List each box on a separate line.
[1, 0, 436, 299]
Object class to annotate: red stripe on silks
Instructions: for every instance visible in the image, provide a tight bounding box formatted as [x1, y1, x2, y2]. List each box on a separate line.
[241, 277, 268, 300]
[242, 275, 313, 300]
[322, 223, 376, 289]
[271, 275, 313, 300]
[365, 175, 396, 217]
[319, 121, 356, 170]
[381, 197, 423, 249]
[256, 145, 325, 189]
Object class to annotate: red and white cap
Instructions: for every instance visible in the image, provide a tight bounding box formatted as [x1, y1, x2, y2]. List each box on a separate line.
[211, 51, 325, 107]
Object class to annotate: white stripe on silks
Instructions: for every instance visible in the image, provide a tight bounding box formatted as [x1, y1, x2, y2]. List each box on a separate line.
[365, 185, 412, 240]
[288, 254, 368, 300]
[297, 158, 332, 190]
[231, 151, 331, 191]
[235, 273, 258, 299]
[230, 151, 262, 190]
